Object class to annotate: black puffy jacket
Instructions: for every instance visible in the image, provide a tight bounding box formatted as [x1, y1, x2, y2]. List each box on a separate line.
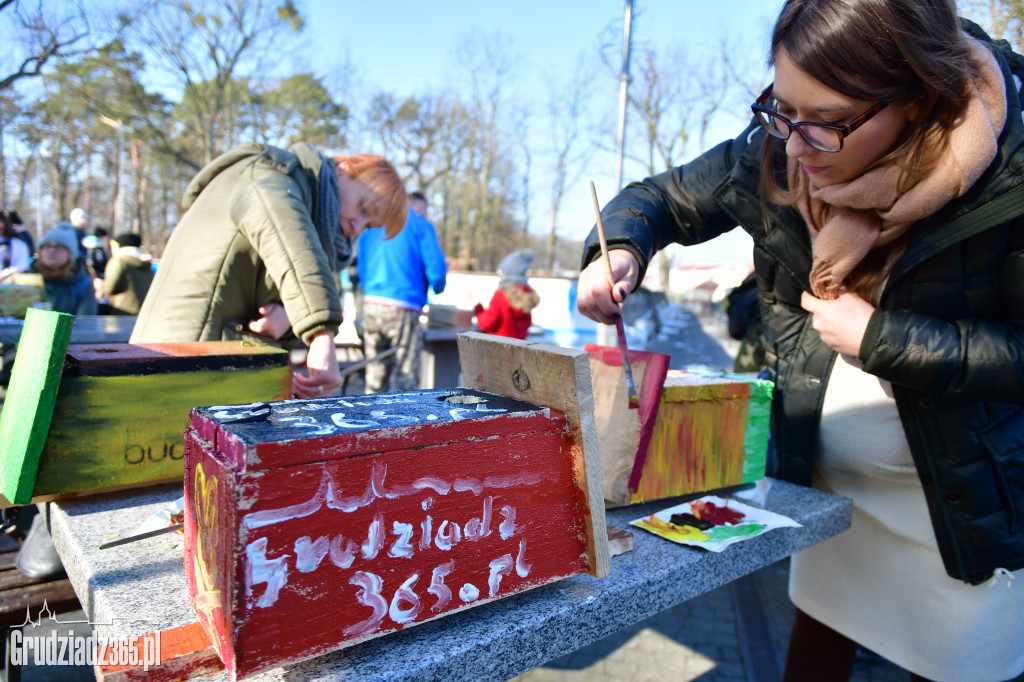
[583, 34, 1024, 585]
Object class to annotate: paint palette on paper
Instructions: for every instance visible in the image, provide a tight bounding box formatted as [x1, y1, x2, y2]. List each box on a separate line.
[629, 495, 801, 552]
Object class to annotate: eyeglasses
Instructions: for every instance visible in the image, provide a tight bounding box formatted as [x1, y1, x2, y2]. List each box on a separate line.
[40, 243, 67, 251]
[751, 84, 888, 153]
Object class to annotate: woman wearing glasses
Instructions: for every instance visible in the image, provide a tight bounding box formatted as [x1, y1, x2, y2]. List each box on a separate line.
[578, 1, 1024, 680]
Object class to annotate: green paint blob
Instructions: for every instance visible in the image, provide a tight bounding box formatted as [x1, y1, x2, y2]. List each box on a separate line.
[706, 523, 765, 542]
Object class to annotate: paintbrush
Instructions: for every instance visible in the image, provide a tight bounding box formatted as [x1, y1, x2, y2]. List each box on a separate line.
[590, 181, 640, 409]
[99, 523, 184, 549]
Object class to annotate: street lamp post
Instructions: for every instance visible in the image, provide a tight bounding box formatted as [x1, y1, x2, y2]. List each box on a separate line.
[35, 146, 49, 242]
[599, 0, 635, 350]
[614, 0, 634, 193]
[99, 115, 125, 233]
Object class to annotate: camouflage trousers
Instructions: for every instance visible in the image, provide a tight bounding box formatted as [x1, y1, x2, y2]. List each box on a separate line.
[733, 321, 766, 374]
[361, 302, 423, 394]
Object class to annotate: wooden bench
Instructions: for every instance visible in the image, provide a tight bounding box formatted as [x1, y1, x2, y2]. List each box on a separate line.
[0, 536, 83, 682]
[0, 539, 80, 628]
[0, 552, 80, 628]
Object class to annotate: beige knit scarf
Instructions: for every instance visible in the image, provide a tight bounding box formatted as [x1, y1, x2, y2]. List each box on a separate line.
[791, 36, 1007, 300]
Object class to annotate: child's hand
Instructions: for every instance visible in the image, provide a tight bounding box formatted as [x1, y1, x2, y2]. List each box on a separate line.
[292, 331, 342, 398]
[248, 302, 290, 340]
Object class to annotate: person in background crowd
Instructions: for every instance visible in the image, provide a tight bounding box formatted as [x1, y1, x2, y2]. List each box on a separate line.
[409, 190, 430, 218]
[7, 210, 33, 255]
[94, 232, 154, 315]
[83, 226, 111, 277]
[576, 1, 1024, 680]
[0, 210, 31, 279]
[83, 227, 112, 312]
[30, 227, 97, 315]
[130, 142, 407, 398]
[68, 207, 88, 241]
[357, 194, 447, 393]
[474, 249, 540, 340]
[68, 208, 88, 264]
[724, 270, 766, 374]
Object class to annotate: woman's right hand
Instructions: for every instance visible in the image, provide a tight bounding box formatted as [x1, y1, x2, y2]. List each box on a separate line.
[292, 330, 342, 398]
[576, 249, 640, 324]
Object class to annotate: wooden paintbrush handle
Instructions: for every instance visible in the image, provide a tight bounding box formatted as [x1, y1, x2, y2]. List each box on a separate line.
[589, 181, 618, 293]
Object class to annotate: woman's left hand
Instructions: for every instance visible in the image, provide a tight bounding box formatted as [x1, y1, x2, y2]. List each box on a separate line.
[249, 302, 291, 340]
[800, 290, 875, 356]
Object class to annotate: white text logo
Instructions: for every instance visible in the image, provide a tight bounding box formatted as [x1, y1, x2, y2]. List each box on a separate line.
[8, 602, 161, 671]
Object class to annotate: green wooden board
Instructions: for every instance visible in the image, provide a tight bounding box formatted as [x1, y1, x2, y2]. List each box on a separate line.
[0, 309, 74, 504]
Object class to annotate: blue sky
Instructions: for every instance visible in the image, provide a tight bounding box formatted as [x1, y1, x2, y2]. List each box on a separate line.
[307, 2, 781, 95]
[305, 1, 786, 266]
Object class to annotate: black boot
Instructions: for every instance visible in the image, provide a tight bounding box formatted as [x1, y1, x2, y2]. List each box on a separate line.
[15, 507, 66, 580]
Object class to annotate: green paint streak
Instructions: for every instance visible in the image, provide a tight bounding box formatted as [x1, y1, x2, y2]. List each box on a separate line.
[742, 379, 773, 482]
[683, 369, 773, 483]
[0, 309, 74, 504]
[706, 523, 765, 542]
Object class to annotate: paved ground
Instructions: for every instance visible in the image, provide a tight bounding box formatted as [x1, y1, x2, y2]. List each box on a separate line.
[510, 557, 915, 682]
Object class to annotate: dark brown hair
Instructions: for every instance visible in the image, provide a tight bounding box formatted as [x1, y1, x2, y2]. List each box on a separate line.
[0, 211, 13, 239]
[759, 0, 977, 295]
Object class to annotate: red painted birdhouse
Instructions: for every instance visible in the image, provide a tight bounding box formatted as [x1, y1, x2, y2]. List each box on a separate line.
[184, 387, 604, 679]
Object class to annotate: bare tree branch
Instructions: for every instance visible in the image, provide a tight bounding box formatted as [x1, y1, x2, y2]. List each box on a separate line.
[0, 1, 93, 91]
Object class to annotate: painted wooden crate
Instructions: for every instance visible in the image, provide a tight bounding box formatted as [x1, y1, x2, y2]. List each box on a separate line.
[184, 387, 606, 679]
[587, 352, 773, 506]
[0, 284, 45, 318]
[0, 328, 292, 505]
[627, 369, 772, 505]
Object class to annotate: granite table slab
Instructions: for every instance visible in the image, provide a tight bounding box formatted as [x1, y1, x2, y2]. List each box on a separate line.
[50, 478, 851, 681]
[0, 314, 137, 347]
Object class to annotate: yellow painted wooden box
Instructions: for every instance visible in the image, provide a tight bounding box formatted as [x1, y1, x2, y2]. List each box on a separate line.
[0, 284, 45, 318]
[626, 369, 773, 505]
[0, 337, 291, 505]
[591, 362, 773, 507]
